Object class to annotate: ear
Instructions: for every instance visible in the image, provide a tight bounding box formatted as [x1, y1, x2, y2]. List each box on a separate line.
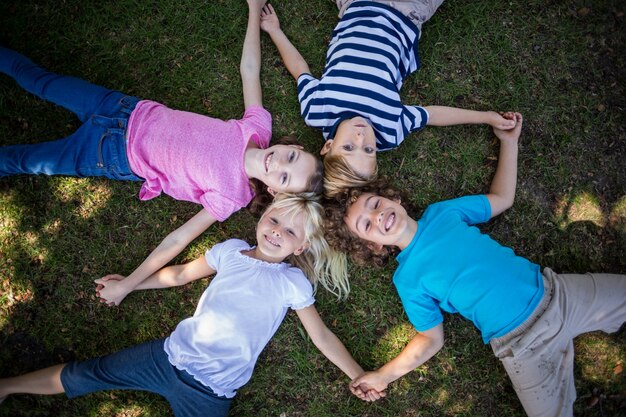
[320, 140, 334, 156]
[393, 196, 401, 204]
[267, 187, 277, 196]
[293, 242, 311, 256]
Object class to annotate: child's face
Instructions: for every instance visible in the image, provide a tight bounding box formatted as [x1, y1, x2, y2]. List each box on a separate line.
[344, 193, 410, 249]
[259, 144, 318, 194]
[321, 116, 377, 178]
[256, 207, 309, 262]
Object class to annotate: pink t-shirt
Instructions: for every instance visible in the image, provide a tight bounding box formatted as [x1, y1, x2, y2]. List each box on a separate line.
[126, 101, 272, 221]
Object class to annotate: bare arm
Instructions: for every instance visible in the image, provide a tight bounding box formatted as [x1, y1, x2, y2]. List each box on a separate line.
[349, 323, 444, 393]
[135, 256, 216, 289]
[486, 112, 523, 218]
[296, 305, 364, 379]
[94, 209, 217, 305]
[260, 4, 310, 80]
[424, 106, 516, 130]
[241, 0, 265, 109]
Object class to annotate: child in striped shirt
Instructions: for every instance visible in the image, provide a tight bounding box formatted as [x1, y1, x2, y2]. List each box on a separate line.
[261, 1, 516, 196]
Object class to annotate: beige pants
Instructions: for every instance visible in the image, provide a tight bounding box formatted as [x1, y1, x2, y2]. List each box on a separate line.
[335, 0, 445, 32]
[490, 268, 626, 417]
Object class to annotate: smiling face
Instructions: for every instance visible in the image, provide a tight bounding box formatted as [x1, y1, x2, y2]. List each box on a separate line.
[257, 144, 319, 194]
[255, 206, 309, 263]
[344, 193, 416, 250]
[321, 116, 377, 179]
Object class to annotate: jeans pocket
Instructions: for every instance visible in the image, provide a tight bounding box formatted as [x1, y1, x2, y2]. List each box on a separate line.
[96, 129, 140, 181]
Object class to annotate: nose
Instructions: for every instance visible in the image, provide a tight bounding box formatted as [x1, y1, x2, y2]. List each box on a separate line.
[376, 210, 384, 226]
[272, 228, 281, 237]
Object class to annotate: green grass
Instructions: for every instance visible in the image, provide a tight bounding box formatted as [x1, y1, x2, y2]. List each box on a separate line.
[1, 0, 625, 416]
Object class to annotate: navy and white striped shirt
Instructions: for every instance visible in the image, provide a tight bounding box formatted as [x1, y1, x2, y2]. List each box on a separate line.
[297, 1, 428, 151]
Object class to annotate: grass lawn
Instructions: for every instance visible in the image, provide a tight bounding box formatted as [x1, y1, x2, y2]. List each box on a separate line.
[1, 0, 624, 416]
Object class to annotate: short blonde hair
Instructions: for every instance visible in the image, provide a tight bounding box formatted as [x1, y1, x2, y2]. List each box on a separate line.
[322, 154, 378, 198]
[264, 192, 350, 300]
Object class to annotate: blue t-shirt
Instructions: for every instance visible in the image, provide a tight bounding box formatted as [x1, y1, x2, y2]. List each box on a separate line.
[297, 1, 428, 150]
[393, 195, 544, 343]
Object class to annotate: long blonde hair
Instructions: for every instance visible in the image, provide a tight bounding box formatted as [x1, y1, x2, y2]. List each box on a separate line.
[263, 193, 350, 300]
[323, 154, 378, 198]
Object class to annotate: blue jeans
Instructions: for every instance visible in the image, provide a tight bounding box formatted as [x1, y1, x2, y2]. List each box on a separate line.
[61, 339, 232, 417]
[0, 46, 142, 180]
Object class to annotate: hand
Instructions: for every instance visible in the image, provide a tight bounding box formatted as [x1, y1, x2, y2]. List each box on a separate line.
[350, 371, 389, 402]
[487, 110, 517, 130]
[493, 112, 523, 143]
[260, 3, 280, 34]
[94, 274, 130, 306]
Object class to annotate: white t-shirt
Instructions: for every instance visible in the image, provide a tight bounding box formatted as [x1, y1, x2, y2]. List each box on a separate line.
[164, 239, 315, 398]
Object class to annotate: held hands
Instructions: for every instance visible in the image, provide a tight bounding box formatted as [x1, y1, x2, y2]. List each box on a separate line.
[493, 112, 523, 143]
[487, 110, 517, 130]
[349, 371, 388, 402]
[94, 274, 130, 307]
[260, 3, 280, 34]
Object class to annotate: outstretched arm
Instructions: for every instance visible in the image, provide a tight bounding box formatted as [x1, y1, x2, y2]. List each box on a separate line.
[94, 208, 217, 305]
[98, 255, 216, 294]
[260, 4, 310, 80]
[486, 112, 523, 218]
[349, 323, 444, 394]
[296, 305, 385, 402]
[241, 0, 265, 109]
[424, 106, 516, 130]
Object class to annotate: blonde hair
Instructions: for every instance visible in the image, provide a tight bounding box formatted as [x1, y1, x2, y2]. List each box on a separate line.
[323, 154, 378, 198]
[263, 193, 350, 300]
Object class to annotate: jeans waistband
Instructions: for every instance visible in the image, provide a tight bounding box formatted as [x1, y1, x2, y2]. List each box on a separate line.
[490, 270, 554, 349]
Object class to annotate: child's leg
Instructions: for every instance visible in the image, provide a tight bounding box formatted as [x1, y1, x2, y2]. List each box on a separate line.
[335, 0, 445, 32]
[61, 339, 231, 417]
[0, 364, 66, 398]
[493, 269, 626, 417]
[0, 117, 139, 179]
[555, 270, 626, 335]
[0, 46, 126, 122]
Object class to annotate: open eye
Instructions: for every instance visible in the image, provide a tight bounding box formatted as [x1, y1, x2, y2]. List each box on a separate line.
[288, 151, 296, 162]
[364, 146, 375, 154]
[342, 144, 354, 151]
[280, 173, 288, 185]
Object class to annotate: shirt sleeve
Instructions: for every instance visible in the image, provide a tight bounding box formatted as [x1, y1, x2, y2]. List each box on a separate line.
[199, 190, 243, 222]
[204, 241, 228, 271]
[396, 282, 443, 332]
[430, 195, 491, 226]
[241, 105, 272, 149]
[296, 74, 321, 127]
[283, 268, 315, 310]
[402, 105, 429, 133]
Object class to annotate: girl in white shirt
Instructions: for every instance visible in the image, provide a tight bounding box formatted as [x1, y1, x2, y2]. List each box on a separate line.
[0, 194, 383, 416]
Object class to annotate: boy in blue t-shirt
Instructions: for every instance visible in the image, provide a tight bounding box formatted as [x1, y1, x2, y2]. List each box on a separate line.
[324, 112, 626, 417]
[260, 1, 517, 194]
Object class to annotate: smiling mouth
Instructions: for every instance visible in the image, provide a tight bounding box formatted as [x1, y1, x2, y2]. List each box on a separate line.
[264, 152, 273, 173]
[264, 235, 280, 247]
[384, 212, 395, 232]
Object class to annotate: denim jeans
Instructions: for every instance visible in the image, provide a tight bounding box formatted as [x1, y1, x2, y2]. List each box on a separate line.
[0, 46, 142, 180]
[61, 338, 232, 417]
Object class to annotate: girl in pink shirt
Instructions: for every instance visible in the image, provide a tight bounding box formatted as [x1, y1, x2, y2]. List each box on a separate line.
[0, 1, 322, 305]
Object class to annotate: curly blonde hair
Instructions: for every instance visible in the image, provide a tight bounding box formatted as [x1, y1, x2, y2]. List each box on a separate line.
[322, 154, 378, 199]
[323, 179, 414, 267]
[263, 193, 350, 300]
